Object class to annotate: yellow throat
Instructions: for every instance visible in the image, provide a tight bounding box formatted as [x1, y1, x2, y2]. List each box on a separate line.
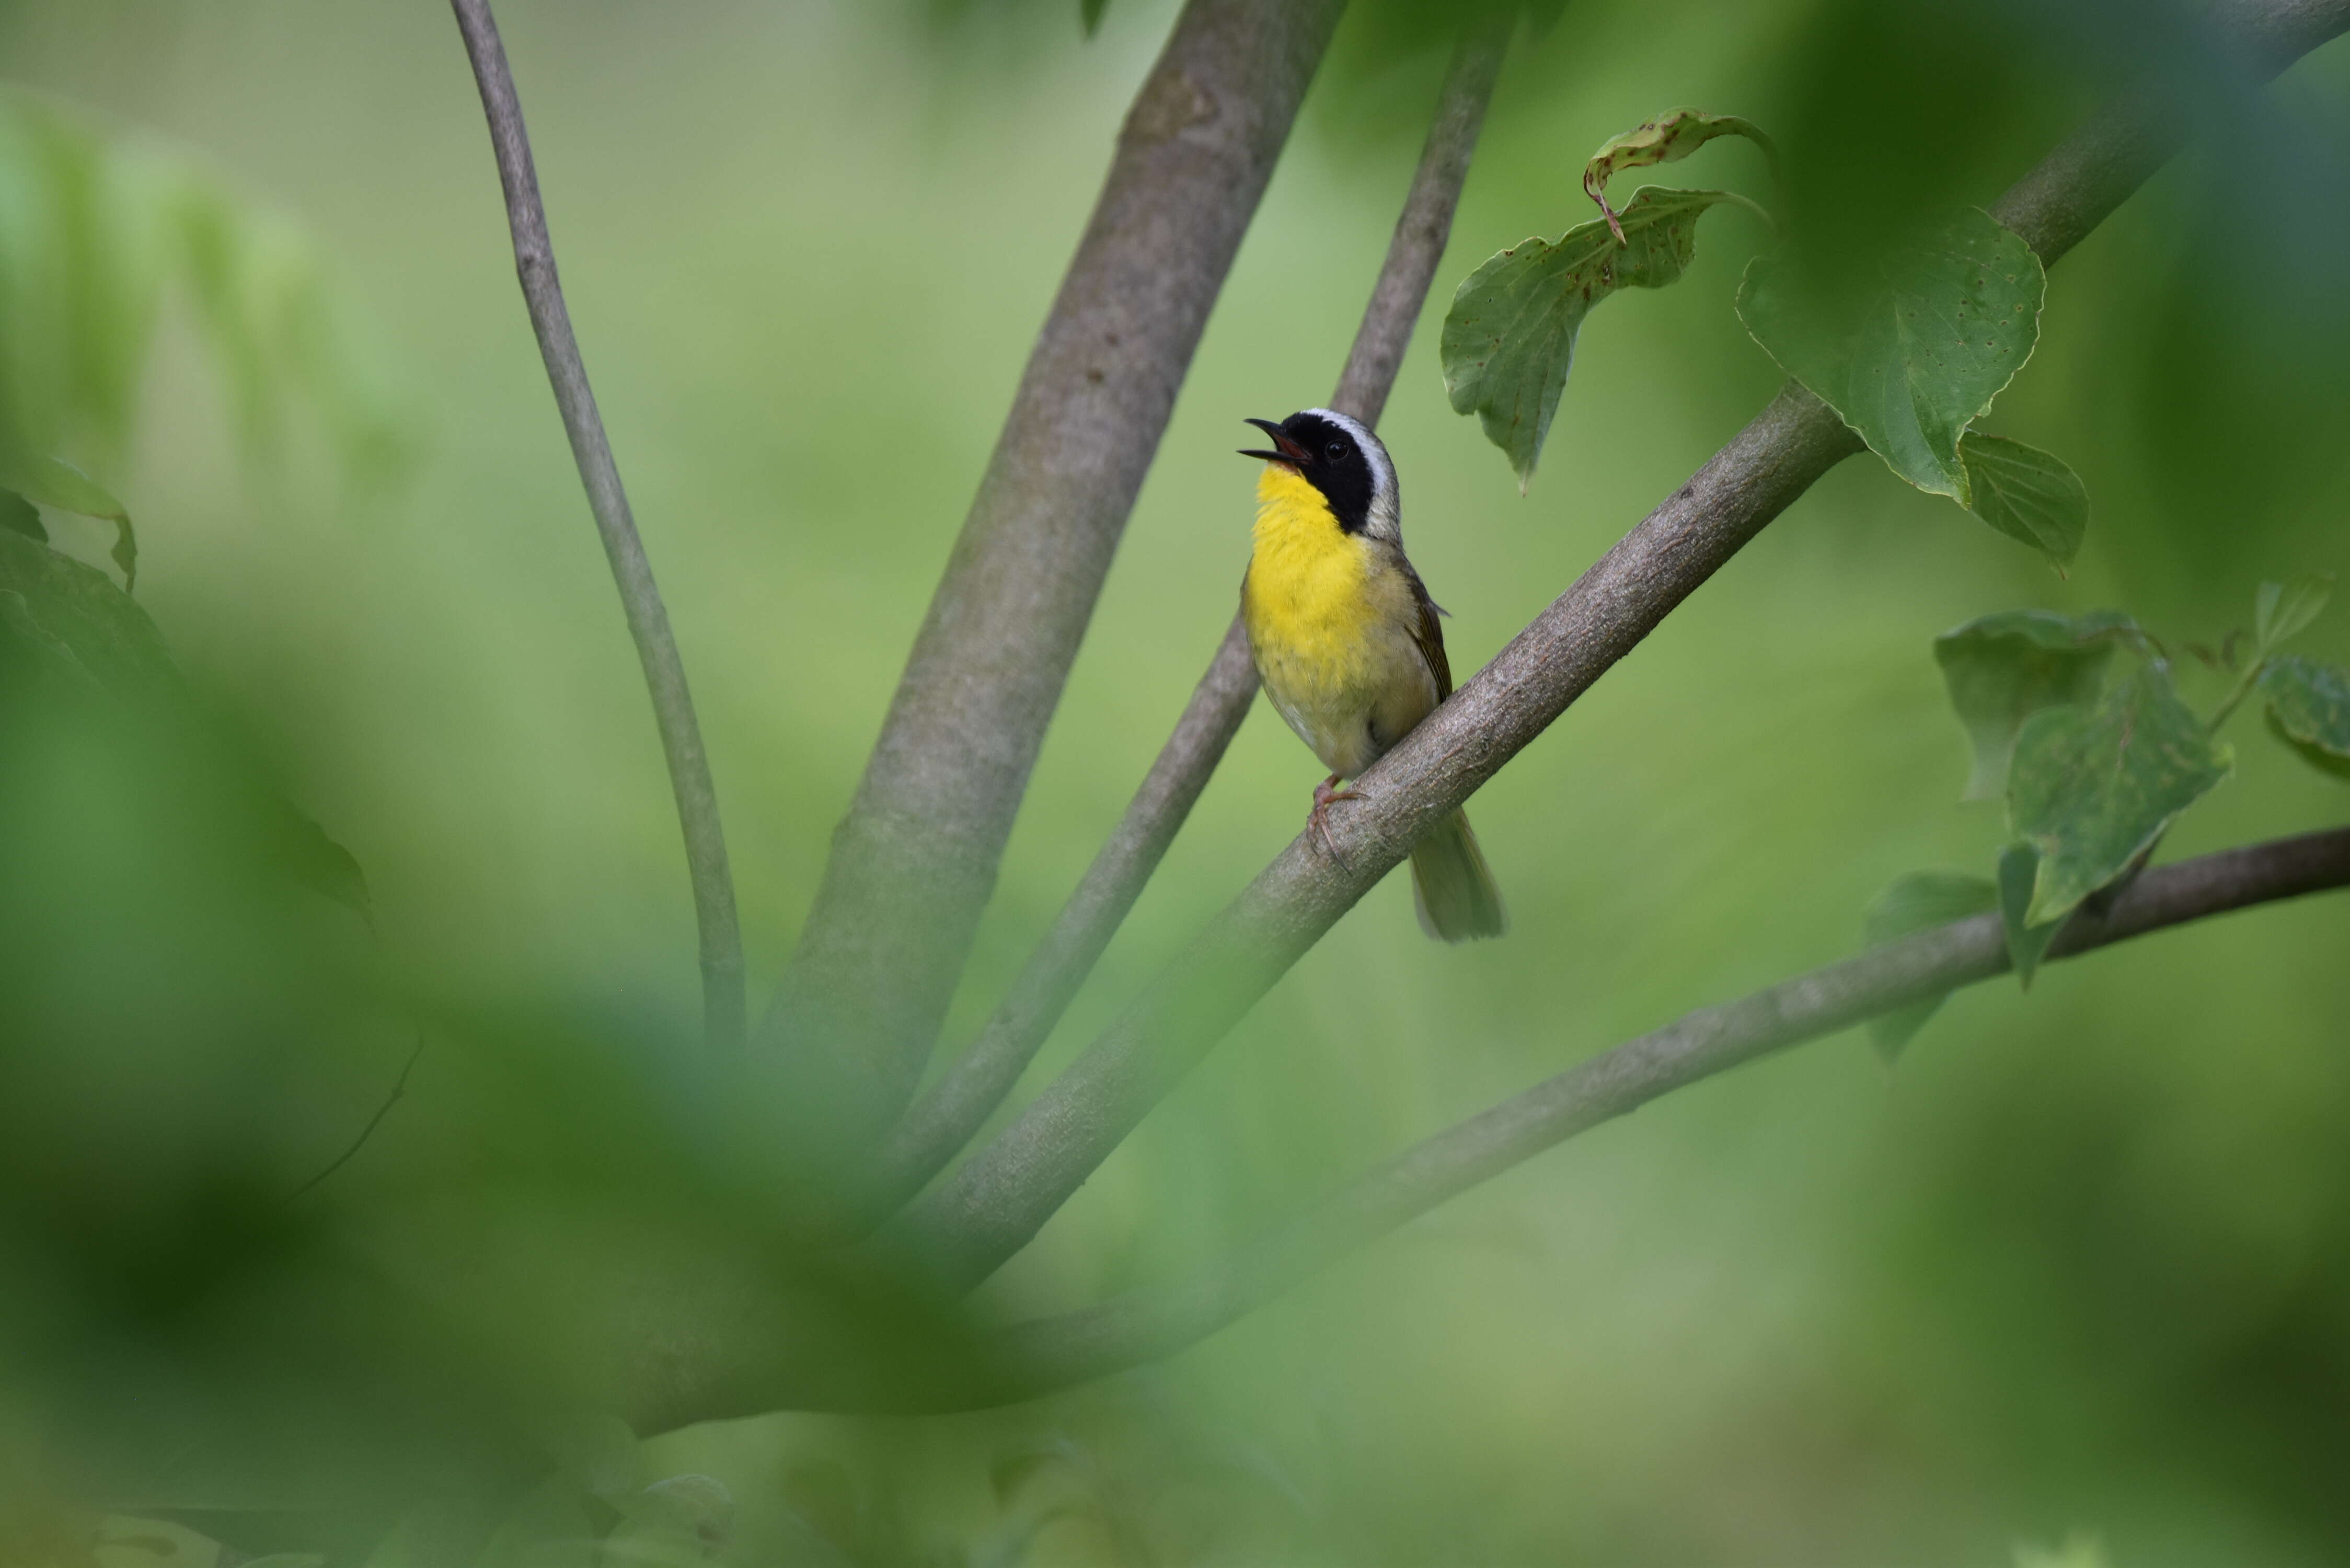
[1246, 462, 1373, 648]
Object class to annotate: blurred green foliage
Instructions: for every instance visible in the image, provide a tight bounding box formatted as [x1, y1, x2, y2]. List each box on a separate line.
[4, 0, 2350, 1564]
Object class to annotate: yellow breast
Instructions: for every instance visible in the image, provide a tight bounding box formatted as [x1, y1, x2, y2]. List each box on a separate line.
[1242, 464, 1380, 673]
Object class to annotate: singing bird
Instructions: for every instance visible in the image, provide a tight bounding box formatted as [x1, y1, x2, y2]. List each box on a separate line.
[1238, 408, 1506, 942]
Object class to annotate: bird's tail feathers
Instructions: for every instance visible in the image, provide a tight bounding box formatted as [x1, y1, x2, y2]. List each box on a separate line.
[1410, 808, 1507, 943]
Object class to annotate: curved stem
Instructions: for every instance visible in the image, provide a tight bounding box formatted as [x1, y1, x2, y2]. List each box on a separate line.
[449, 0, 745, 1053]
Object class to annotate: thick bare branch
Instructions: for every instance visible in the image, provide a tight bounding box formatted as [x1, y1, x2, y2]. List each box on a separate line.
[764, 0, 1349, 1144]
[885, 0, 2350, 1293]
[450, 0, 745, 1052]
[865, 18, 1513, 1221]
[984, 827, 2350, 1398]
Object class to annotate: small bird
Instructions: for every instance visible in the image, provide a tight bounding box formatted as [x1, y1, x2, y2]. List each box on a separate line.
[1238, 408, 1506, 942]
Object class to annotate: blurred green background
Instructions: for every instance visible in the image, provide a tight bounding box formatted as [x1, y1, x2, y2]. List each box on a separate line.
[4, 0, 2349, 1563]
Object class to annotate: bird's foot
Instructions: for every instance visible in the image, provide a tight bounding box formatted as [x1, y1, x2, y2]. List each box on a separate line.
[1308, 774, 1366, 866]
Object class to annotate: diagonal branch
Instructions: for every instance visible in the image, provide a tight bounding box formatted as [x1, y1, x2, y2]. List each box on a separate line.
[981, 825, 2350, 1400]
[762, 0, 1350, 1147]
[864, 17, 1514, 1224]
[882, 0, 2350, 1293]
[868, 615, 1258, 1217]
[634, 824, 2350, 1429]
[450, 0, 745, 1053]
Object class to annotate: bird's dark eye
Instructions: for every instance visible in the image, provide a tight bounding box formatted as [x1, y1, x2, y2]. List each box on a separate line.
[1325, 440, 1346, 460]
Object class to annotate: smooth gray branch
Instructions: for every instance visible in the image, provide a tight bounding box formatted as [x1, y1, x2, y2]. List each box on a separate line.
[864, 18, 1513, 1223]
[450, 0, 745, 1053]
[869, 615, 1258, 1217]
[885, 0, 2350, 1293]
[762, 0, 1349, 1148]
[983, 826, 2350, 1399]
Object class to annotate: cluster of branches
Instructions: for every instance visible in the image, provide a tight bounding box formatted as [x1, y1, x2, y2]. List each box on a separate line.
[448, 0, 2350, 1431]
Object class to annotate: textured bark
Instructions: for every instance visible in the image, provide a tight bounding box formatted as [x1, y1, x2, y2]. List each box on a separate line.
[451, 0, 744, 1052]
[765, 0, 1349, 1143]
[863, 16, 1513, 1223]
[885, 0, 2350, 1293]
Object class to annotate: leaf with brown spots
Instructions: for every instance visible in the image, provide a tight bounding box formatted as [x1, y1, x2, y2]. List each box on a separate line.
[1582, 107, 1777, 245]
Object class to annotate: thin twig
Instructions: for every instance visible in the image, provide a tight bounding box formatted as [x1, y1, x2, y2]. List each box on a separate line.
[862, 18, 1514, 1224]
[882, 0, 2350, 1295]
[980, 827, 2350, 1400]
[449, 0, 745, 1054]
[1330, 14, 1512, 427]
[868, 615, 1259, 1218]
[760, 0, 1349, 1148]
[291, 1032, 425, 1199]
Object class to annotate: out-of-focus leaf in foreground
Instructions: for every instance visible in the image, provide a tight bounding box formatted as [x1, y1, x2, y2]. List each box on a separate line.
[1932, 608, 2137, 801]
[2, 489, 46, 542]
[2259, 654, 2350, 781]
[0, 89, 412, 500]
[0, 525, 368, 919]
[2009, 666, 2232, 926]
[1738, 206, 2042, 504]
[1443, 186, 1756, 491]
[0, 521, 176, 691]
[0, 452, 136, 590]
[1862, 870, 1997, 1060]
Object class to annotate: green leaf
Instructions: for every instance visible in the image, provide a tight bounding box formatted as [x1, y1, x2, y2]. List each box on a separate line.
[1443, 186, 1753, 491]
[1996, 842, 2063, 990]
[2009, 666, 2233, 927]
[0, 520, 178, 693]
[2, 449, 125, 520]
[1581, 108, 1776, 244]
[2259, 654, 2350, 781]
[1958, 433, 2087, 569]
[1737, 207, 2043, 504]
[0, 586, 95, 682]
[2254, 572, 2334, 651]
[1862, 870, 1997, 1060]
[1932, 609, 2137, 801]
[1, 489, 45, 542]
[1080, 0, 1109, 34]
[1, 527, 371, 919]
[0, 452, 137, 591]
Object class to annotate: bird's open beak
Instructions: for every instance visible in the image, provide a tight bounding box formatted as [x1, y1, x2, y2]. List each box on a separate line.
[1238, 417, 1311, 466]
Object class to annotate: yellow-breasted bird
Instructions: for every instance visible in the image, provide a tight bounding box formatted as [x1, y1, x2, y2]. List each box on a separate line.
[1238, 408, 1506, 942]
